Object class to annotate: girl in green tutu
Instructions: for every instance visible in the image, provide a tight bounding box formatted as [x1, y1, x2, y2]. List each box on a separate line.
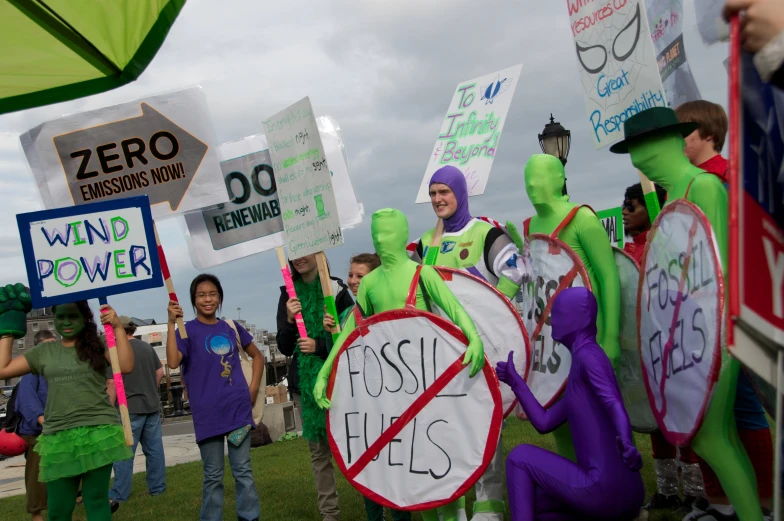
[0, 285, 134, 521]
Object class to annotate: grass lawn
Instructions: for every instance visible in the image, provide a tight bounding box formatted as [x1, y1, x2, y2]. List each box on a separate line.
[0, 418, 682, 520]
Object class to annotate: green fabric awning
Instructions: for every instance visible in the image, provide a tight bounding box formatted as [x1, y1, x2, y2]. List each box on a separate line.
[0, 0, 186, 115]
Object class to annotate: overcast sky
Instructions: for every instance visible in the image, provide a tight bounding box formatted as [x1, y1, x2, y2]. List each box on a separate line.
[0, 0, 728, 333]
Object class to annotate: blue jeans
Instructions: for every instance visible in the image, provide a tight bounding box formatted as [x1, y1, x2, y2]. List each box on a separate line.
[198, 432, 260, 521]
[109, 413, 166, 502]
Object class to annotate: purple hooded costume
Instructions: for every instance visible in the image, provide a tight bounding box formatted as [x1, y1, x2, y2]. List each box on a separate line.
[496, 287, 644, 521]
[430, 165, 473, 232]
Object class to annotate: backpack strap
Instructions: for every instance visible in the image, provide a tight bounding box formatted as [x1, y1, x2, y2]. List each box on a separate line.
[550, 204, 598, 238]
[418, 276, 433, 313]
[225, 320, 249, 362]
[406, 266, 424, 308]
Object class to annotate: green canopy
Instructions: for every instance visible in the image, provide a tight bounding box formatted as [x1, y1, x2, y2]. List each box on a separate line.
[0, 0, 186, 115]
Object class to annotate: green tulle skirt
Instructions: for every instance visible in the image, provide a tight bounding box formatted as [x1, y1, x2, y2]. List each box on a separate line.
[34, 424, 132, 482]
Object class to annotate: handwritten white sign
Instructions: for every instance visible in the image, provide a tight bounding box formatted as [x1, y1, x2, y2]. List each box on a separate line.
[263, 97, 342, 259]
[415, 64, 523, 203]
[567, 0, 666, 149]
[638, 200, 723, 445]
[327, 311, 502, 510]
[183, 117, 363, 269]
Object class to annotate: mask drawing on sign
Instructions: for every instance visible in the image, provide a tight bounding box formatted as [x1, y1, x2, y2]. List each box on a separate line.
[638, 199, 723, 445]
[568, 0, 667, 148]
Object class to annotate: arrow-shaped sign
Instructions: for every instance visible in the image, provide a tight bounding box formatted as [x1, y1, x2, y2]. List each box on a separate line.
[53, 103, 208, 212]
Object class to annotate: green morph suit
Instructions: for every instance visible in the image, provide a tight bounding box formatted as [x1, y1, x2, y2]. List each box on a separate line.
[524, 154, 621, 461]
[626, 133, 762, 521]
[313, 208, 484, 521]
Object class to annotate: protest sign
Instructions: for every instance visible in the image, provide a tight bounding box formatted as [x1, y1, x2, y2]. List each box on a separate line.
[16, 196, 163, 308]
[639, 200, 723, 446]
[729, 49, 784, 386]
[327, 308, 502, 510]
[263, 97, 342, 260]
[431, 267, 530, 417]
[567, 0, 666, 149]
[646, 0, 701, 106]
[414, 64, 523, 203]
[19, 87, 225, 221]
[519, 235, 591, 409]
[614, 247, 657, 432]
[183, 117, 363, 269]
[596, 206, 625, 248]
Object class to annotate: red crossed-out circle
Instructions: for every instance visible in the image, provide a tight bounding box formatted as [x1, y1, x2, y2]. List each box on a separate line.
[326, 307, 503, 511]
[637, 199, 724, 447]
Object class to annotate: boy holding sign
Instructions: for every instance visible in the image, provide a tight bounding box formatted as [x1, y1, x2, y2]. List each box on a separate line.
[0, 286, 134, 521]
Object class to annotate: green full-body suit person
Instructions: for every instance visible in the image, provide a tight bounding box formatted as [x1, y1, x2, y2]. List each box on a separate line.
[523, 154, 621, 461]
[610, 107, 762, 521]
[313, 208, 485, 521]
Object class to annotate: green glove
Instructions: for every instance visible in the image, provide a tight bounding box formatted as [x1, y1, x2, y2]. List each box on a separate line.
[313, 375, 331, 410]
[0, 284, 32, 339]
[505, 220, 524, 253]
[464, 339, 484, 378]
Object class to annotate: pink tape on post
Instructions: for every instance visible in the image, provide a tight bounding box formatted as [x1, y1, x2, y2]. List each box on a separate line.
[100, 306, 129, 408]
[281, 266, 309, 338]
[113, 373, 128, 407]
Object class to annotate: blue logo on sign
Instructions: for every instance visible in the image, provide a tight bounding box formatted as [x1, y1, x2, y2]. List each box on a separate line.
[441, 241, 456, 254]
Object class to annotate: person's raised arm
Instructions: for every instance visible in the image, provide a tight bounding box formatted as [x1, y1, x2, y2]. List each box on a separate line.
[166, 300, 184, 369]
[419, 266, 485, 377]
[496, 352, 567, 433]
[276, 290, 299, 357]
[100, 305, 134, 373]
[486, 226, 531, 299]
[581, 347, 642, 470]
[0, 284, 32, 380]
[313, 283, 368, 408]
[577, 209, 621, 368]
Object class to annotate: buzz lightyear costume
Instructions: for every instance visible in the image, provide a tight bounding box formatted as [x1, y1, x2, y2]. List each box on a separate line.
[313, 208, 485, 521]
[409, 166, 530, 520]
[409, 166, 528, 300]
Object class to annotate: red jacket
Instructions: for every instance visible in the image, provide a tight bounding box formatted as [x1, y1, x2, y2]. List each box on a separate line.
[698, 155, 729, 184]
[623, 230, 649, 266]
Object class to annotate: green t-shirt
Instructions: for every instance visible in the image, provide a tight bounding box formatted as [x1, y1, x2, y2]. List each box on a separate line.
[24, 341, 118, 435]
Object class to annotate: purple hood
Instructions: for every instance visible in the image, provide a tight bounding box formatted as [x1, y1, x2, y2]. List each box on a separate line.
[551, 287, 598, 350]
[430, 166, 472, 232]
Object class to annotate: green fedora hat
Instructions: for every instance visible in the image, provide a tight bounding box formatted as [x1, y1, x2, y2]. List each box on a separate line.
[609, 106, 699, 154]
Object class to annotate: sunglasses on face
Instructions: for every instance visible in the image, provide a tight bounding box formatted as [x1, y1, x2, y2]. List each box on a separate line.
[622, 201, 637, 212]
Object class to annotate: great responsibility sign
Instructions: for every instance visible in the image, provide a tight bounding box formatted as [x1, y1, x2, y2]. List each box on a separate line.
[20, 88, 227, 220]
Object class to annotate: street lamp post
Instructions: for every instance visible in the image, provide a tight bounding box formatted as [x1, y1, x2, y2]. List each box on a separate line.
[237, 307, 241, 320]
[538, 114, 572, 195]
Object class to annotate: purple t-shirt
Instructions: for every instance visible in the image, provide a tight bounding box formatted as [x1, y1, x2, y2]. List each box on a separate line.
[176, 319, 254, 442]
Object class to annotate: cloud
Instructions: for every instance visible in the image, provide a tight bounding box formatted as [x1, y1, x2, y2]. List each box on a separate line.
[0, 0, 729, 330]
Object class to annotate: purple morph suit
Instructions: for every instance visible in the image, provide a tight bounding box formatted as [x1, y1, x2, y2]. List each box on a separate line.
[496, 287, 644, 521]
[429, 165, 472, 232]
